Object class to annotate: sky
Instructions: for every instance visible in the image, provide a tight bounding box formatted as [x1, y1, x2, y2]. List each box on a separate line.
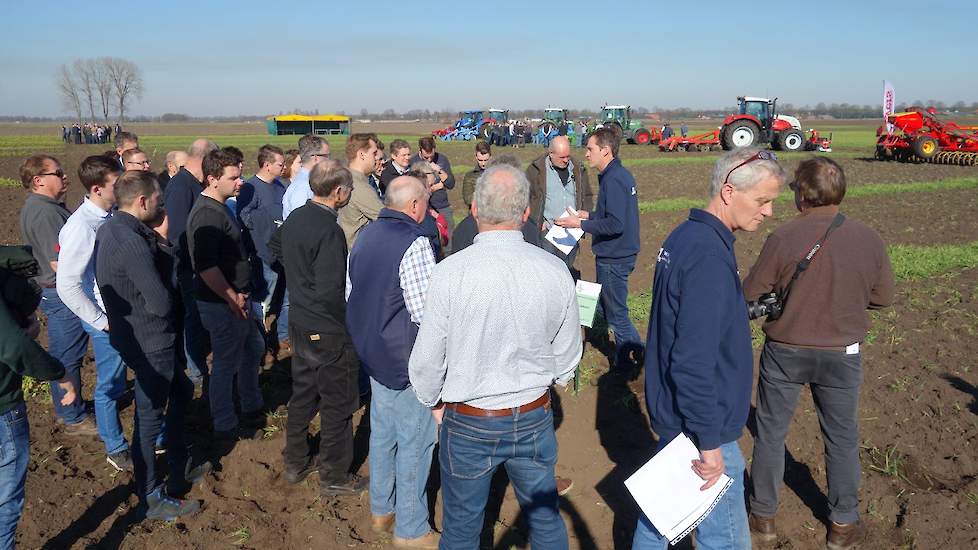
[2, 0, 975, 117]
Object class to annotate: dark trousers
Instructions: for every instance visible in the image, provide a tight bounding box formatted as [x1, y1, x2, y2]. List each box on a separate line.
[284, 324, 359, 484]
[595, 257, 643, 366]
[126, 346, 193, 499]
[749, 340, 863, 524]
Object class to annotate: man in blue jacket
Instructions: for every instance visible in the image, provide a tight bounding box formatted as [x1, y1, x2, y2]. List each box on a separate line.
[556, 127, 641, 368]
[633, 148, 785, 549]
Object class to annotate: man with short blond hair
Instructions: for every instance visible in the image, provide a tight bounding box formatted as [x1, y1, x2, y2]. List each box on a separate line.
[282, 134, 330, 219]
[337, 133, 384, 247]
[122, 148, 152, 172]
[379, 139, 411, 194]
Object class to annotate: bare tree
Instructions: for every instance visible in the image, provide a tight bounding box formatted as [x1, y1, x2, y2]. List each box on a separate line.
[104, 57, 144, 123]
[93, 58, 113, 121]
[73, 59, 98, 121]
[55, 64, 83, 123]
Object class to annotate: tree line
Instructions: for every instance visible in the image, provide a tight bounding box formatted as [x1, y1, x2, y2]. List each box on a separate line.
[56, 57, 144, 124]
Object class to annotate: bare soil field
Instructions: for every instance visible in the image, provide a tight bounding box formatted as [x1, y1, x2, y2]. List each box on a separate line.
[1, 121, 976, 549]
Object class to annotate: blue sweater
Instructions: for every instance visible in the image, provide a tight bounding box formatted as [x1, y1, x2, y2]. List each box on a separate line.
[237, 175, 286, 264]
[644, 209, 753, 451]
[581, 158, 639, 262]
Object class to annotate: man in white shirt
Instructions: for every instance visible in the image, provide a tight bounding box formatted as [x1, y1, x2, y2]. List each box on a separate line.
[56, 155, 132, 472]
[282, 134, 330, 220]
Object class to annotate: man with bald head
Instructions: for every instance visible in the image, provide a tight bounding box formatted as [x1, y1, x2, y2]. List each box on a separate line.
[163, 138, 219, 387]
[525, 135, 593, 273]
[346, 175, 440, 547]
[409, 165, 582, 549]
[158, 150, 188, 192]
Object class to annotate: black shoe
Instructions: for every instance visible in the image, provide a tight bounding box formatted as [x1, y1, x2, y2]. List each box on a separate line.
[320, 474, 369, 497]
[106, 450, 134, 472]
[284, 456, 319, 485]
[145, 487, 201, 521]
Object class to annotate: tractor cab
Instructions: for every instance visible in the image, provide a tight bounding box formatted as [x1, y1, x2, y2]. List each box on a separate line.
[602, 105, 630, 125]
[486, 109, 509, 125]
[738, 97, 775, 129]
[544, 108, 568, 124]
[459, 110, 485, 128]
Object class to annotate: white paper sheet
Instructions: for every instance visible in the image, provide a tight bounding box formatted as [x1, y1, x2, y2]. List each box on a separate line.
[624, 433, 733, 545]
[544, 209, 584, 255]
[575, 280, 601, 328]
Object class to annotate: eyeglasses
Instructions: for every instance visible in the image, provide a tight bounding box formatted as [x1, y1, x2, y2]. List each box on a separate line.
[126, 160, 151, 166]
[38, 170, 66, 179]
[723, 151, 777, 187]
[312, 153, 330, 159]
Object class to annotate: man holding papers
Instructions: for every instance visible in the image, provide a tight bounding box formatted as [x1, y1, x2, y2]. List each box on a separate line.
[634, 148, 785, 549]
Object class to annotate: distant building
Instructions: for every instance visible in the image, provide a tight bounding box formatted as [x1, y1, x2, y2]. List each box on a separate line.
[266, 114, 351, 136]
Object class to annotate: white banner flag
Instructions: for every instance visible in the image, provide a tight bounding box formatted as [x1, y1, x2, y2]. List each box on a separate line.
[883, 80, 895, 134]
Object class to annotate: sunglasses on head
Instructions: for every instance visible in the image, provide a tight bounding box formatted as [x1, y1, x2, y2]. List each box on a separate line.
[723, 150, 777, 187]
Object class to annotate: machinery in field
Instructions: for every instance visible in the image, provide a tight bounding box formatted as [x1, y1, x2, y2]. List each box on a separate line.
[875, 107, 978, 165]
[720, 96, 810, 151]
[538, 108, 569, 135]
[480, 109, 510, 140]
[433, 110, 503, 141]
[596, 105, 661, 145]
[660, 127, 831, 153]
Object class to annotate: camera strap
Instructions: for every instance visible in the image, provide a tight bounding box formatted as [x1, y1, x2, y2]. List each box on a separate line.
[780, 212, 845, 304]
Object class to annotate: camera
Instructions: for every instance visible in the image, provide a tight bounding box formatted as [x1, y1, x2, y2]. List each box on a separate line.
[747, 291, 784, 321]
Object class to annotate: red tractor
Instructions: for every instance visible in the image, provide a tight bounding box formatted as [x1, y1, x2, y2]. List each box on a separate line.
[875, 107, 978, 165]
[721, 96, 807, 152]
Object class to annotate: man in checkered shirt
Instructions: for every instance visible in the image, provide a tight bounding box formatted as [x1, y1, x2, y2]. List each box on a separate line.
[345, 175, 440, 548]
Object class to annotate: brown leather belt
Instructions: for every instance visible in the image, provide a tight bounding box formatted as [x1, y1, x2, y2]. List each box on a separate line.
[445, 392, 550, 418]
[770, 340, 847, 352]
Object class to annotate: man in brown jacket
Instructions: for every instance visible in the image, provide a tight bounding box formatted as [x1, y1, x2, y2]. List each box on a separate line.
[338, 134, 383, 248]
[525, 136, 593, 274]
[743, 157, 895, 550]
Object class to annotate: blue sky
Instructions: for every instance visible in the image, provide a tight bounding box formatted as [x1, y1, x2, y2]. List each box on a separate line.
[2, 0, 975, 117]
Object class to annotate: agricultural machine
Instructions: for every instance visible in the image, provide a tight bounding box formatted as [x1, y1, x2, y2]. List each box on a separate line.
[719, 96, 818, 152]
[596, 105, 661, 145]
[538, 108, 569, 134]
[433, 109, 507, 141]
[875, 107, 978, 165]
[480, 109, 510, 140]
[659, 127, 831, 153]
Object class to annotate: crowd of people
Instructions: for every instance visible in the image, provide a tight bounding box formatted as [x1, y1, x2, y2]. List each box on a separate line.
[62, 123, 124, 145]
[0, 126, 894, 549]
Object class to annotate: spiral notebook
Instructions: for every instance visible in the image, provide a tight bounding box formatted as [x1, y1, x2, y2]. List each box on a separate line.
[624, 433, 733, 545]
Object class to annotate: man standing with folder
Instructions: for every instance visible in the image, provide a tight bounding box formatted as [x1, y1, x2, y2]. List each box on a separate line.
[634, 148, 785, 549]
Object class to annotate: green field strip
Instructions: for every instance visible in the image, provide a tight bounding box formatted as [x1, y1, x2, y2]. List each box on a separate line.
[638, 177, 978, 214]
[0, 177, 19, 188]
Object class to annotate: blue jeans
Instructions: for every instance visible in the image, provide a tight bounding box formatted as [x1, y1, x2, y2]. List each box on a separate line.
[0, 402, 29, 550]
[632, 440, 751, 549]
[177, 271, 207, 383]
[258, 261, 289, 344]
[439, 400, 566, 550]
[595, 258, 643, 366]
[126, 347, 192, 500]
[38, 288, 87, 424]
[196, 300, 265, 432]
[81, 322, 129, 455]
[368, 378, 436, 539]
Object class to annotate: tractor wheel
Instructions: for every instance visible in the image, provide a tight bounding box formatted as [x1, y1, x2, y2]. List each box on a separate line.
[634, 129, 652, 145]
[722, 121, 758, 149]
[912, 136, 939, 159]
[778, 130, 805, 152]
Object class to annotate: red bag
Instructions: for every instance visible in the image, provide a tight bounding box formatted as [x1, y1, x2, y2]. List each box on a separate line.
[432, 209, 450, 247]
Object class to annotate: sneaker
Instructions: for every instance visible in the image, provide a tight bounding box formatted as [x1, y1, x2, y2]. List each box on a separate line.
[555, 476, 574, 497]
[392, 531, 440, 549]
[371, 513, 394, 534]
[749, 513, 777, 543]
[106, 450, 134, 472]
[320, 474, 369, 498]
[62, 416, 98, 437]
[284, 456, 319, 485]
[827, 520, 866, 550]
[145, 487, 201, 521]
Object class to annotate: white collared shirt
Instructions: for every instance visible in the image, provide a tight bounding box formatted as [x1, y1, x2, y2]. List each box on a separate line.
[56, 197, 112, 330]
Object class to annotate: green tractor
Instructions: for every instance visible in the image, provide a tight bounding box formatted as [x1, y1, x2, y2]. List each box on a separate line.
[538, 108, 569, 135]
[597, 105, 661, 145]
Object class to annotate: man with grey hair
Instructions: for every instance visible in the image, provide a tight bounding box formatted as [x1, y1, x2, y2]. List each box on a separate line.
[346, 175, 440, 547]
[632, 148, 785, 549]
[164, 137, 220, 387]
[158, 150, 188, 192]
[409, 165, 582, 549]
[282, 134, 330, 220]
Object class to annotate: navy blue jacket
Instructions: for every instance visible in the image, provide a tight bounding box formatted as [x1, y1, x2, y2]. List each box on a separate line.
[581, 158, 639, 262]
[644, 209, 753, 451]
[409, 152, 455, 211]
[163, 168, 204, 273]
[346, 209, 428, 390]
[237, 175, 286, 264]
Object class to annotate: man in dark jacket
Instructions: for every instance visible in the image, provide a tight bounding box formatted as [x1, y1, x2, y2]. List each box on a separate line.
[556, 128, 640, 367]
[410, 137, 455, 251]
[269, 160, 365, 497]
[346, 175, 440, 547]
[379, 139, 411, 195]
[95, 170, 201, 521]
[526, 135, 593, 275]
[0, 246, 73, 547]
[461, 140, 492, 209]
[632, 148, 785, 549]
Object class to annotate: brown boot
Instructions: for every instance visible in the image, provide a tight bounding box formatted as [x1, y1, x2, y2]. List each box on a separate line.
[371, 513, 394, 534]
[62, 416, 99, 437]
[392, 531, 440, 548]
[827, 520, 866, 550]
[748, 513, 777, 543]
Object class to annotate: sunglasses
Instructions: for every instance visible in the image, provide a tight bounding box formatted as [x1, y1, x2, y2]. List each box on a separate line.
[723, 151, 777, 187]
